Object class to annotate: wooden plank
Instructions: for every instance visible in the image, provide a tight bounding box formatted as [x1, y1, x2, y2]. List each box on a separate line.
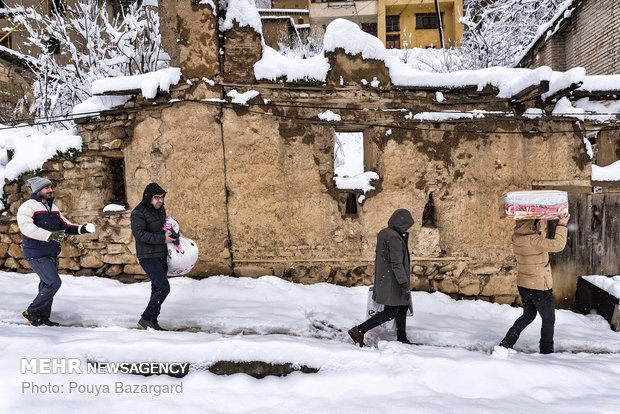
[532, 180, 592, 193]
[591, 193, 620, 276]
[511, 80, 549, 102]
[572, 89, 620, 100]
[234, 256, 472, 263]
[542, 81, 583, 102]
[574, 277, 620, 331]
[549, 192, 592, 308]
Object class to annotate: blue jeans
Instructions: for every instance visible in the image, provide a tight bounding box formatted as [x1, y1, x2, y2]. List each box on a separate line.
[139, 257, 170, 322]
[26, 257, 61, 319]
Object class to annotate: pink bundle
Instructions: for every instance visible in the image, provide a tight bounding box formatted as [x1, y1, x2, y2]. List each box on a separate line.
[500, 190, 569, 220]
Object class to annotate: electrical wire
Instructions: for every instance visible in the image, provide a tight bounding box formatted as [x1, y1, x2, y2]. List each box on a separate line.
[1, 96, 618, 135]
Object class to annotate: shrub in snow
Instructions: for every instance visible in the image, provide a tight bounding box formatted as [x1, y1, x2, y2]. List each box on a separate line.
[277, 32, 323, 60]
[9, 1, 166, 131]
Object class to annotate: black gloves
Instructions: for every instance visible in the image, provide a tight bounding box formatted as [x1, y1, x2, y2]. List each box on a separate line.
[48, 230, 66, 242]
[169, 228, 180, 246]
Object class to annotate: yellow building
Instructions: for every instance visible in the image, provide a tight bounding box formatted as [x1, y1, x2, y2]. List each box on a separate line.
[377, 0, 464, 49]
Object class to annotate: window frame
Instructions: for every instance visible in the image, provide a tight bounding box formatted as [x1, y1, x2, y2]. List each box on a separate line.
[386, 34, 400, 49]
[385, 15, 400, 33]
[415, 12, 444, 30]
[361, 22, 377, 37]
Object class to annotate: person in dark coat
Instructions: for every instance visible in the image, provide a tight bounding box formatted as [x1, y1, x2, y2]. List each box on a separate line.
[17, 177, 95, 326]
[130, 182, 177, 331]
[348, 208, 414, 347]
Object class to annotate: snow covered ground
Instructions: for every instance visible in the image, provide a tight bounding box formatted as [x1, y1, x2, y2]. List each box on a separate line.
[1, 271, 619, 413]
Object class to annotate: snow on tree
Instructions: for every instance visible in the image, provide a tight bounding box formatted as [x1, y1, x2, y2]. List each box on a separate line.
[9, 1, 166, 130]
[459, 0, 568, 69]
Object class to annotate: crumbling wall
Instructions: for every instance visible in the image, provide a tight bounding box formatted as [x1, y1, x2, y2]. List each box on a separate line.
[214, 83, 589, 303]
[158, 0, 219, 80]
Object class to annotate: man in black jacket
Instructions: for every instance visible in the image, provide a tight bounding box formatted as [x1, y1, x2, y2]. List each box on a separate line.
[130, 183, 177, 330]
[348, 209, 414, 347]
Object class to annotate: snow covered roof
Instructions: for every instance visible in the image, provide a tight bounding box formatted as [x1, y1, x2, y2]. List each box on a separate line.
[592, 161, 620, 183]
[577, 75, 620, 95]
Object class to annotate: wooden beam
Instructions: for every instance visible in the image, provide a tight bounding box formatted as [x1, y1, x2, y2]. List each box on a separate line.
[512, 80, 549, 103]
[571, 89, 620, 100]
[235, 257, 472, 263]
[532, 180, 592, 193]
[543, 81, 583, 102]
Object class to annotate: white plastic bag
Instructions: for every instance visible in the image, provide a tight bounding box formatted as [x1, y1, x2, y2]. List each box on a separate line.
[366, 286, 394, 330]
[166, 236, 199, 276]
[164, 217, 199, 276]
[366, 286, 384, 317]
[365, 287, 413, 330]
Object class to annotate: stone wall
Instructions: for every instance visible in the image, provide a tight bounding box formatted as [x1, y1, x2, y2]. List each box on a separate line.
[0, 155, 143, 281]
[0, 50, 33, 123]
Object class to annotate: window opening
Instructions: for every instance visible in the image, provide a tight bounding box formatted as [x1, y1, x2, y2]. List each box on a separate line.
[107, 157, 127, 207]
[46, 37, 60, 54]
[345, 193, 358, 215]
[422, 192, 436, 228]
[334, 132, 364, 178]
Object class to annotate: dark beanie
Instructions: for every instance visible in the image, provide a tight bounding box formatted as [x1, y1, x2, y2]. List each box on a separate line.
[27, 177, 53, 194]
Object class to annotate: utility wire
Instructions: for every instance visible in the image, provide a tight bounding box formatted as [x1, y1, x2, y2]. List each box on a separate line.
[1, 97, 618, 135]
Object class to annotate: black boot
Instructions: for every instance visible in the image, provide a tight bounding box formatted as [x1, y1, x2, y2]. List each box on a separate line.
[41, 317, 60, 327]
[499, 329, 519, 349]
[348, 327, 365, 347]
[540, 340, 554, 354]
[152, 320, 168, 331]
[138, 318, 167, 331]
[22, 310, 43, 327]
[499, 338, 514, 349]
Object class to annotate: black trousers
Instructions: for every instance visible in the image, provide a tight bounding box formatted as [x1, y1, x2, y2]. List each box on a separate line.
[139, 257, 170, 322]
[358, 305, 409, 341]
[502, 286, 555, 352]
